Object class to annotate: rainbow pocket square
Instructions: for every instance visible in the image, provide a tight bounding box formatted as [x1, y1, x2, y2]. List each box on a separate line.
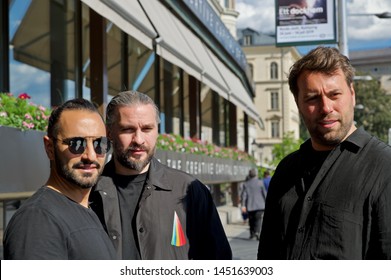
[171, 211, 186, 246]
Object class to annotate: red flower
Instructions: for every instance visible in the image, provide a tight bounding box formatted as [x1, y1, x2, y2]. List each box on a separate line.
[18, 93, 31, 99]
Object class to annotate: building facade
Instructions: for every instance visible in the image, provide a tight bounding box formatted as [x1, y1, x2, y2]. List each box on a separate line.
[0, 0, 262, 165]
[350, 48, 391, 95]
[237, 28, 301, 167]
[0, 0, 265, 220]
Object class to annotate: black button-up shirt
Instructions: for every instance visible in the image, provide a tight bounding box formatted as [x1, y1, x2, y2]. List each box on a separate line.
[258, 128, 391, 259]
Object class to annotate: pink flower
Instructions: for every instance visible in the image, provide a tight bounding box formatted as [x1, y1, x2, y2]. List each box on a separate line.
[18, 93, 31, 99]
[24, 113, 33, 120]
[0, 111, 8, 117]
[41, 112, 49, 120]
[22, 121, 35, 129]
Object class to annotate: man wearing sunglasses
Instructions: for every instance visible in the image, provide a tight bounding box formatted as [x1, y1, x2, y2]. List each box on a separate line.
[3, 99, 116, 259]
[90, 91, 232, 260]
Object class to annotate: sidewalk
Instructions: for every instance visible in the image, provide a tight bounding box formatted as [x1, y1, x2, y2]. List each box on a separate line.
[218, 205, 259, 260]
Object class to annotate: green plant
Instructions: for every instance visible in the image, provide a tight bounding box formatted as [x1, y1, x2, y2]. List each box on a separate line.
[0, 92, 254, 162]
[269, 131, 303, 168]
[0, 92, 51, 131]
[157, 133, 256, 162]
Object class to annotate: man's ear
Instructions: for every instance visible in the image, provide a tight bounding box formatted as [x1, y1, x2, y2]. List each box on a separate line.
[350, 83, 356, 107]
[43, 135, 55, 160]
[106, 125, 112, 140]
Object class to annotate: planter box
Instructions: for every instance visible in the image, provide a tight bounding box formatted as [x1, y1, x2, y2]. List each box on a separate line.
[0, 126, 49, 197]
[0, 126, 253, 198]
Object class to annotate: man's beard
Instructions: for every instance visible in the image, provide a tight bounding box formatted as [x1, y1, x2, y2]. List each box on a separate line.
[115, 143, 154, 172]
[54, 149, 102, 189]
[307, 114, 354, 148]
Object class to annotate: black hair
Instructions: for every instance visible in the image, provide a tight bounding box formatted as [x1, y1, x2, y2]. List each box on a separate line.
[47, 98, 101, 138]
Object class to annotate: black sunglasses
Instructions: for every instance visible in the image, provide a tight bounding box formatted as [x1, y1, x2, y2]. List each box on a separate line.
[53, 136, 111, 155]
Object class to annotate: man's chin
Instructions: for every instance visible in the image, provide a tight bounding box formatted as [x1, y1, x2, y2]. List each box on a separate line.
[120, 159, 148, 172]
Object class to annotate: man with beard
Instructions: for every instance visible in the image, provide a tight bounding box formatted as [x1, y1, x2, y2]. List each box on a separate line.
[257, 46, 391, 259]
[90, 90, 232, 260]
[3, 99, 116, 259]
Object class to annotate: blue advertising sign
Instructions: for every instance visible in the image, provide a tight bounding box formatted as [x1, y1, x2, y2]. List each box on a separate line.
[183, 0, 248, 71]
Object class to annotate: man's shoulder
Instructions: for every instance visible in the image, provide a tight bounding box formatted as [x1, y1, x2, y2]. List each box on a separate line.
[7, 187, 71, 225]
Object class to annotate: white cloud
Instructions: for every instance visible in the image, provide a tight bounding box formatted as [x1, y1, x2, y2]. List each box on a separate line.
[236, 0, 276, 33]
[10, 62, 50, 107]
[347, 0, 391, 41]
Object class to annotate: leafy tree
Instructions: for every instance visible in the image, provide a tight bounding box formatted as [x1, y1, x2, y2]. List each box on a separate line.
[267, 131, 303, 170]
[354, 76, 391, 143]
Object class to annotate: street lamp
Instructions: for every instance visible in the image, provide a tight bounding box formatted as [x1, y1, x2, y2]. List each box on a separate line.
[251, 139, 264, 166]
[338, 0, 391, 57]
[348, 12, 391, 19]
[353, 75, 373, 81]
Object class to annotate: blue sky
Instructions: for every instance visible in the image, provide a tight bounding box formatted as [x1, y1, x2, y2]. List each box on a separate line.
[236, 0, 391, 54]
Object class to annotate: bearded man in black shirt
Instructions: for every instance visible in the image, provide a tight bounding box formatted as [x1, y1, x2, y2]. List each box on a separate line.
[258, 46, 391, 260]
[90, 90, 231, 260]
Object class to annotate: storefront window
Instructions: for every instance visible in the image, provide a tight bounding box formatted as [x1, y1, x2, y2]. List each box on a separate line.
[9, 0, 92, 108]
[183, 74, 190, 138]
[219, 96, 227, 146]
[9, 0, 51, 107]
[201, 85, 213, 143]
[106, 24, 154, 100]
[159, 59, 183, 135]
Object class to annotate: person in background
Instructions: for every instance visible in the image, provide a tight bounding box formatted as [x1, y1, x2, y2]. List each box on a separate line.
[239, 174, 250, 224]
[3, 99, 116, 259]
[90, 90, 232, 260]
[241, 168, 267, 240]
[262, 170, 271, 192]
[258, 46, 391, 259]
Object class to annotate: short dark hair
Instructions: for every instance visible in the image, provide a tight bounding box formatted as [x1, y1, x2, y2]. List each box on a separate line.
[106, 90, 160, 128]
[47, 98, 101, 138]
[288, 46, 355, 98]
[249, 168, 257, 178]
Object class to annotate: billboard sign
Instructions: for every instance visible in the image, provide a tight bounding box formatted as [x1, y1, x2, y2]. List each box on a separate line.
[276, 0, 337, 47]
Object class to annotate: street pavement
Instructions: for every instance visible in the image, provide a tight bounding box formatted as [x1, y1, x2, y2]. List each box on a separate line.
[217, 204, 260, 260]
[223, 220, 259, 260]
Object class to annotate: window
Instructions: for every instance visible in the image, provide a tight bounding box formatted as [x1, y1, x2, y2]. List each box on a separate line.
[224, 0, 230, 9]
[271, 120, 280, 138]
[243, 35, 252, 46]
[248, 64, 254, 80]
[270, 91, 279, 110]
[270, 62, 278, 80]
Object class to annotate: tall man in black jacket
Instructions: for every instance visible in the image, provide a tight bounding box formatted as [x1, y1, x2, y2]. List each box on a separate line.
[258, 46, 391, 259]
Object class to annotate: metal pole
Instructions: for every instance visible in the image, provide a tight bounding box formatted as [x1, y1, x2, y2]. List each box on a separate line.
[338, 0, 349, 57]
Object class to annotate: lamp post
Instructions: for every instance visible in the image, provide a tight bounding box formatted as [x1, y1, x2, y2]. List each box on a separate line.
[338, 0, 348, 56]
[338, 0, 391, 57]
[251, 139, 264, 166]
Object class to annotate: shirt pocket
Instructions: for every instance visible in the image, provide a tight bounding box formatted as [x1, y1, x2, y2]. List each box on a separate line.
[309, 203, 363, 259]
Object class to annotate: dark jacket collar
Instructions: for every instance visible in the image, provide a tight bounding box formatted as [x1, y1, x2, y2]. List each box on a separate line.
[98, 157, 173, 191]
[300, 127, 371, 154]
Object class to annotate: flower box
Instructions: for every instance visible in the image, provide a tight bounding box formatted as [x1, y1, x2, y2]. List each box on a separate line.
[0, 126, 49, 197]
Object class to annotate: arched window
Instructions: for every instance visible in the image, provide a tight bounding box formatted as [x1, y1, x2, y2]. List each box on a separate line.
[270, 62, 278, 80]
